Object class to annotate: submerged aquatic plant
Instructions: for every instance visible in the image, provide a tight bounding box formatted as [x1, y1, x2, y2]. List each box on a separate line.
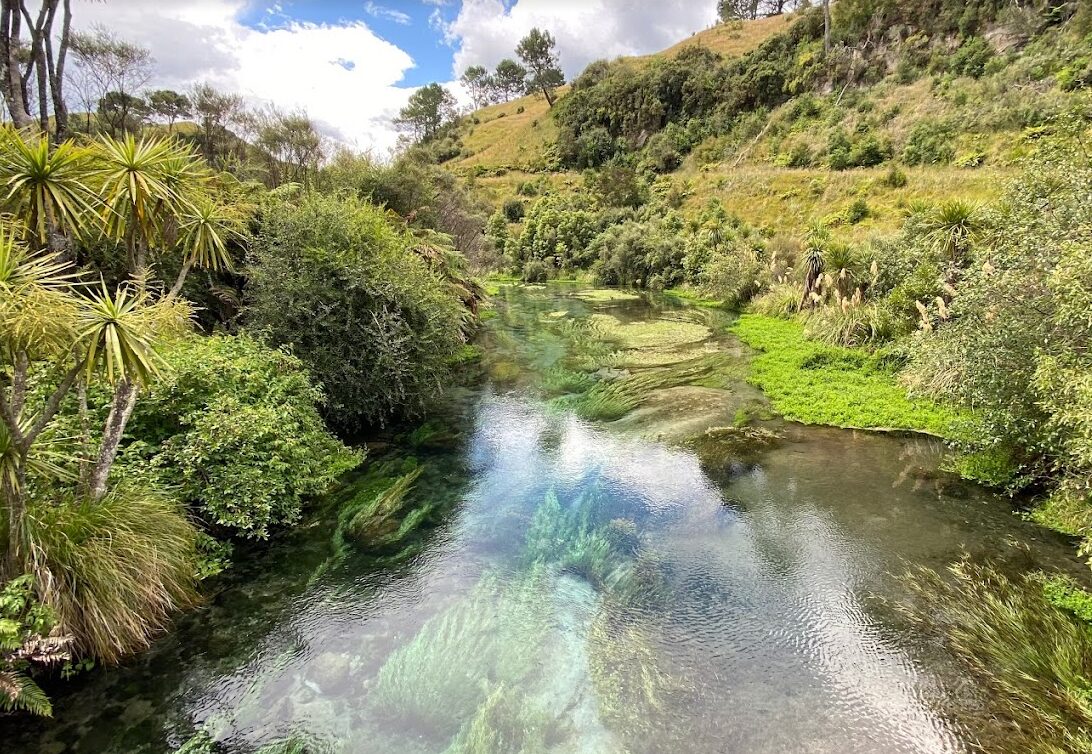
[899, 558, 1092, 753]
[344, 466, 426, 544]
[552, 354, 727, 422]
[372, 569, 552, 739]
[587, 606, 683, 752]
[687, 425, 781, 472]
[444, 683, 551, 754]
[523, 489, 632, 589]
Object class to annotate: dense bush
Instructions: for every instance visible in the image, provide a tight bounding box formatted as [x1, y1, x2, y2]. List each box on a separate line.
[501, 198, 525, 222]
[902, 119, 956, 165]
[319, 151, 495, 268]
[507, 194, 602, 277]
[904, 146, 1092, 514]
[590, 220, 686, 289]
[247, 194, 468, 434]
[124, 335, 362, 538]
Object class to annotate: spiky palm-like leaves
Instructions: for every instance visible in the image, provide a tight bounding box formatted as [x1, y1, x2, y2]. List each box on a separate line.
[924, 200, 982, 264]
[0, 225, 80, 358]
[77, 282, 190, 386]
[0, 130, 99, 246]
[96, 135, 203, 273]
[799, 224, 829, 310]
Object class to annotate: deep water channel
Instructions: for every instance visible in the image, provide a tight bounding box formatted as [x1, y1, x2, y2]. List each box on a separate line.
[6, 285, 1087, 753]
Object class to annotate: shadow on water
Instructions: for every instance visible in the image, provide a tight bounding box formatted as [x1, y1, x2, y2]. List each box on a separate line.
[4, 284, 1087, 753]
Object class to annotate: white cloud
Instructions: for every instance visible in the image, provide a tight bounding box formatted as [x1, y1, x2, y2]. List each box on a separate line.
[70, 0, 417, 155]
[443, 0, 719, 79]
[364, 2, 412, 26]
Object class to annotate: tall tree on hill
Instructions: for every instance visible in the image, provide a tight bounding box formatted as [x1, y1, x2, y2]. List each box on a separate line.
[147, 89, 191, 132]
[491, 58, 527, 103]
[717, 0, 798, 20]
[516, 28, 564, 108]
[189, 83, 243, 166]
[461, 65, 492, 109]
[395, 82, 457, 143]
[68, 28, 151, 136]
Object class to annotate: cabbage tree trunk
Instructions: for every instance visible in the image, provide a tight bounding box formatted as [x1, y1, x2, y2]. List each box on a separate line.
[87, 378, 138, 503]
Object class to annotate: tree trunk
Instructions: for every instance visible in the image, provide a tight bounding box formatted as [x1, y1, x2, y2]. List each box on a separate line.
[0, 1, 33, 129]
[87, 378, 138, 503]
[167, 259, 193, 299]
[823, 0, 832, 56]
[3, 464, 27, 574]
[45, 0, 70, 141]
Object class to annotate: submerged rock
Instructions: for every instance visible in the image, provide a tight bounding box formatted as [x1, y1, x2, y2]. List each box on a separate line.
[308, 651, 352, 695]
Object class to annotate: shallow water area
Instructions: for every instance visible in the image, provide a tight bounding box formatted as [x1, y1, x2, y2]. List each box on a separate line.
[5, 284, 1087, 753]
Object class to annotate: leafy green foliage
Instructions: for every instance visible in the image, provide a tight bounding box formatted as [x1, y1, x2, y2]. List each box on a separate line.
[246, 193, 468, 433]
[590, 220, 685, 289]
[125, 334, 361, 538]
[506, 193, 601, 278]
[904, 147, 1092, 517]
[0, 575, 65, 716]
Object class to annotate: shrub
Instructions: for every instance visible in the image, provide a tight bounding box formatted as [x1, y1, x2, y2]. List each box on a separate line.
[508, 194, 601, 273]
[949, 36, 994, 77]
[124, 335, 362, 539]
[502, 198, 525, 222]
[591, 220, 686, 289]
[904, 150, 1092, 517]
[0, 575, 64, 716]
[247, 194, 467, 434]
[774, 139, 814, 168]
[847, 197, 870, 224]
[902, 119, 956, 165]
[882, 165, 909, 188]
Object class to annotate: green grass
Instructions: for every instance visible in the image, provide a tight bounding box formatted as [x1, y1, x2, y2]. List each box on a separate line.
[731, 314, 963, 437]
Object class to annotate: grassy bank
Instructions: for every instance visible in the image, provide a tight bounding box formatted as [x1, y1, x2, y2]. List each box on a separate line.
[731, 314, 963, 437]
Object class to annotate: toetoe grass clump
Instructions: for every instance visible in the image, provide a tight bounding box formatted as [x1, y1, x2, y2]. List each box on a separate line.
[899, 559, 1092, 754]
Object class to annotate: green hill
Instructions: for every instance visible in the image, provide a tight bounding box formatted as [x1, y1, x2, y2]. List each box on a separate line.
[444, 4, 1089, 244]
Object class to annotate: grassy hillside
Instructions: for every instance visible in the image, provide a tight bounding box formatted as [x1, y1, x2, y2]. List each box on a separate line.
[449, 14, 793, 173]
[654, 14, 793, 60]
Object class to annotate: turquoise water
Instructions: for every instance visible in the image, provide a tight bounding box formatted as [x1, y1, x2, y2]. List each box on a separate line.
[5, 285, 1086, 753]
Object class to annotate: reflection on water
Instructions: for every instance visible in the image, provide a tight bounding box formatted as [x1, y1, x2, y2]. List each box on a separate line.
[5, 286, 1085, 753]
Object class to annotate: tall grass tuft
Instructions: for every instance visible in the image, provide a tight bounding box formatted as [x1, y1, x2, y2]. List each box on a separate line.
[899, 559, 1092, 754]
[22, 484, 199, 664]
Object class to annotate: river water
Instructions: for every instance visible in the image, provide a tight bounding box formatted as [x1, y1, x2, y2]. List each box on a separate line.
[5, 285, 1086, 753]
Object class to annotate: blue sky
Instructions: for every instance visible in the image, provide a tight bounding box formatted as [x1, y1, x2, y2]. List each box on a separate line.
[238, 1, 467, 87]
